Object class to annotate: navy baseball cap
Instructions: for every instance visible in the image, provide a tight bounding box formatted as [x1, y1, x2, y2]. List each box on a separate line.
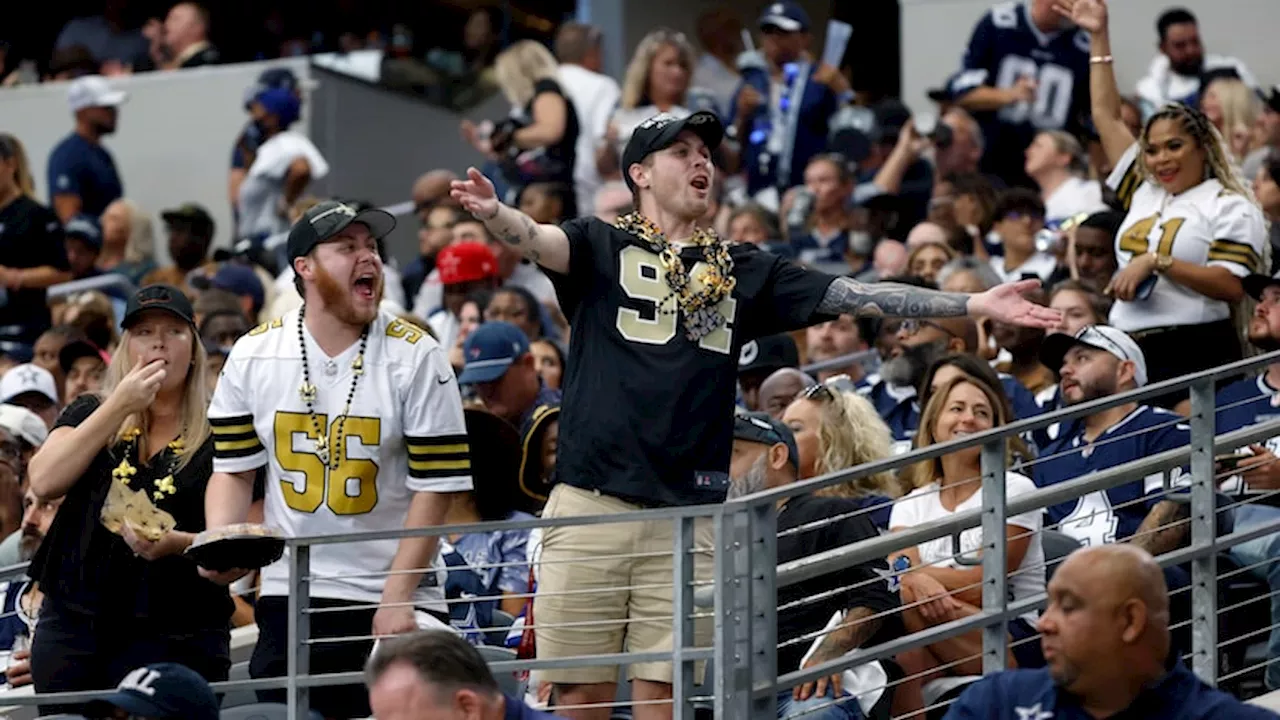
[733, 411, 800, 472]
[758, 1, 811, 32]
[199, 263, 265, 314]
[621, 111, 724, 192]
[85, 663, 219, 720]
[458, 322, 530, 385]
[287, 200, 397, 262]
[64, 214, 102, 249]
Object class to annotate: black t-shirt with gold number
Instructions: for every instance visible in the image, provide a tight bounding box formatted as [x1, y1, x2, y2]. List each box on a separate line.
[549, 218, 835, 507]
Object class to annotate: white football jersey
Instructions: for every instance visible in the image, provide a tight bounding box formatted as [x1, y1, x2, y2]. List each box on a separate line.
[208, 307, 472, 609]
[1106, 143, 1267, 332]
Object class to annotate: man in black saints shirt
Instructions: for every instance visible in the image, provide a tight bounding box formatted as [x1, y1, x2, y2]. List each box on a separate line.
[450, 110, 1058, 719]
[730, 412, 900, 720]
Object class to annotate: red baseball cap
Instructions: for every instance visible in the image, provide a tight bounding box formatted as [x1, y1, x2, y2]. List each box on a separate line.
[437, 242, 499, 285]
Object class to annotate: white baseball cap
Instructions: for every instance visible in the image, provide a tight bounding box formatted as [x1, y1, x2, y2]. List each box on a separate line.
[0, 404, 47, 446]
[0, 364, 59, 406]
[68, 75, 128, 112]
[1040, 325, 1149, 387]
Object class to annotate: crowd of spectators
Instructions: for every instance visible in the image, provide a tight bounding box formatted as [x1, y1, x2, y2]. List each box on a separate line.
[1, 0, 1280, 718]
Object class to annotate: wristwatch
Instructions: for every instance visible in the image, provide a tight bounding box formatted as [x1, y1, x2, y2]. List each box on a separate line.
[1149, 252, 1174, 273]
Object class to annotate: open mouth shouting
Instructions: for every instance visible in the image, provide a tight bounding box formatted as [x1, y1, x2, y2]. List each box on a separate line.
[353, 270, 379, 302]
[690, 174, 710, 196]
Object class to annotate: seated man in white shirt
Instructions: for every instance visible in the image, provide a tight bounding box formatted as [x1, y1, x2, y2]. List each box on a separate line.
[1134, 8, 1257, 117]
[988, 189, 1059, 284]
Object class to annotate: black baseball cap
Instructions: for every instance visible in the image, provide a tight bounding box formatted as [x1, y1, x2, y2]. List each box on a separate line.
[161, 203, 216, 241]
[286, 200, 397, 261]
[1243, 269, 1280, 300]
[58, 337, 107, 373]
[122, 284, 196, 330]
[738, 333, 800, 376]
[732, 411, 800, 472]
[85, 663, 219, 720]
[621, 111, 724, 192]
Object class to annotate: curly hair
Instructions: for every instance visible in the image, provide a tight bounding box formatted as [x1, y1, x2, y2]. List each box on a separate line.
[1140, 102, 1256, 203]
[807, 389, 903, 500]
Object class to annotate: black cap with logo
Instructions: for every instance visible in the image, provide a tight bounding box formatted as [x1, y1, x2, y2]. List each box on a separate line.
[122, 284, 196, 330]
[286, 200, 397, 261]
[620, 111, 724, 191]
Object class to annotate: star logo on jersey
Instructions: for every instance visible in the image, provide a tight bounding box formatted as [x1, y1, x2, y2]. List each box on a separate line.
[1015, 704, 1053, 720]
[873, 566, 900, 594]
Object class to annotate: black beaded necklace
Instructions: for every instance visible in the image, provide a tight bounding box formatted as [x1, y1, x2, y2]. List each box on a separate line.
[297, 304, 369, 469]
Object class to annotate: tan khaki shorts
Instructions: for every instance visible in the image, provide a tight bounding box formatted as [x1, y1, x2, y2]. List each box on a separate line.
[533, 484, 714, 685]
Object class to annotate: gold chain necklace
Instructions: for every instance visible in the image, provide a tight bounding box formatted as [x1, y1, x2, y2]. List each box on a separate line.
[111, 427, 186, 502]
[614, 212, 736, 341]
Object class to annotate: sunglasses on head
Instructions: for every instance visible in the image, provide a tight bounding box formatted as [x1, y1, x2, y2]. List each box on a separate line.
[900, 319, 959, 339]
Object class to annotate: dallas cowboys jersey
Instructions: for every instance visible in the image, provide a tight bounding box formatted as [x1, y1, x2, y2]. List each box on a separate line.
[208, 308, 473, 608]
[1033, 405, 1190, 547]
[948, 1, 1091, 183]
[1107, 143, 1268, 332]
[1215, 374, 1280, 501]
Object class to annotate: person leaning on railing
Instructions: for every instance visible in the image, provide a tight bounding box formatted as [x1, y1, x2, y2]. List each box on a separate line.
[25, 285, 230, 711]
[887, 372, 1047, 717]
[1068, 0, 1267, 415]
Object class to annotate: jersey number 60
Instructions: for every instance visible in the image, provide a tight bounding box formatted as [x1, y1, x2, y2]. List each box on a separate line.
[274, 411, 380, 515]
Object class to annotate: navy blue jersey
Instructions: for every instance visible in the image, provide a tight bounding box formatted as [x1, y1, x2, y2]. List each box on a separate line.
[949, 1, 1091, 185]
[0, 579, 33, 661]
[550, 218, 836, 507]
[1033, 405, 1190, 546]
[943, 661, 1277, 719]
[1214, 374, 1280, 500]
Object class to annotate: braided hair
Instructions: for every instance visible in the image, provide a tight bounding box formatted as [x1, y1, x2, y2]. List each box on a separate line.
[1139, 102, 1256, 203]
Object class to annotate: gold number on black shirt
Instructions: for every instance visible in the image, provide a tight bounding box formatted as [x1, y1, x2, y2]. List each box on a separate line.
[615, 245, 737, 354]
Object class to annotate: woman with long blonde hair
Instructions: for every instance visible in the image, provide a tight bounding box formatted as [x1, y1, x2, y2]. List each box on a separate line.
[888, 374, 1046, 716]
[0, 133, 73, 357]
[98, 198, 157, 285]
[461, 40, 579, 209]
[26, 285, 230, 703]
[781, 382, 901, 528]
[1200, 76, 1259, 162]
[597, 28, 699, 177]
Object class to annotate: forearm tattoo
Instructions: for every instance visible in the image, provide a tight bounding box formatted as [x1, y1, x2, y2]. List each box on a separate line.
[1129, 499, 1191, 556]
[816, 276, 971, 318]
[484, 205, 541, 261]
[812, 607, 881, 661]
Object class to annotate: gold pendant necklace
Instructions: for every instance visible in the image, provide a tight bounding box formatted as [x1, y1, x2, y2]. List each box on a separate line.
[297, 305, 369, 469]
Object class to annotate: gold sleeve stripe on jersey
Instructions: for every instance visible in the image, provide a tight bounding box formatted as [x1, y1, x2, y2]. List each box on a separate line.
[1207, 240, 1261, 271]
[1116, 164, 1142, 211]
[211, 415, 263, 458]
[406, 434, 471, 479]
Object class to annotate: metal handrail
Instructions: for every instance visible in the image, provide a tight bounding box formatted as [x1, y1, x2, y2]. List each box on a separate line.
[46, 273, 136, 301]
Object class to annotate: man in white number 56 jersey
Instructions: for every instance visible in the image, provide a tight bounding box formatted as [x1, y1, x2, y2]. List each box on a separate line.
[203, 200, 472, 720]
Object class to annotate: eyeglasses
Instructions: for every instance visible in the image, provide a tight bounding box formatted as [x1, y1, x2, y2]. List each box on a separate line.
[900, 319, 959, 339]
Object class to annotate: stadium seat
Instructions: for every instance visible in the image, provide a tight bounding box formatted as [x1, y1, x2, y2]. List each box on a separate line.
[487, 609, 517, 647]
[220, 660, 256, 709]
[219, 703, 322, 720]
[475, 645, 525, 698]
[1041, 530, 1083, 584]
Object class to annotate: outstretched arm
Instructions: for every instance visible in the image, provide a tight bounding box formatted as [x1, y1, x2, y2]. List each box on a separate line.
[816, 276, 1061, 328]
[450, 167, 571, 274]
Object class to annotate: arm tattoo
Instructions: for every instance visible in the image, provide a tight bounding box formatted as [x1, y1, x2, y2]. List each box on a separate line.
[484, 205, 541, 260]
[1129, 500, 1191, 556]
[816, 276, 970, 319]
[810, 607, 881, 662]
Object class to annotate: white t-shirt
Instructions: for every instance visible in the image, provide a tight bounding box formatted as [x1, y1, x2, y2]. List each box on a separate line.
[1106, 143, 1267, 332]
[1044, 176, 1106, 228]
[237, 132, 330, 239]
[208, 308, 473, 607]
[557, 64, 621, 216]
[989, 252, 1058, 284]
[889, 471, 1045, 625]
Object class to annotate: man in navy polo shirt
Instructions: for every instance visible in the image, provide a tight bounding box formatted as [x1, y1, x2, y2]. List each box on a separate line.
[729, 1, 851, 200]
[48, 76, 125, 223]
[1213, 268, 1280, 690]
[459, 322, 561, 429]
[943, 545, 1275, 720]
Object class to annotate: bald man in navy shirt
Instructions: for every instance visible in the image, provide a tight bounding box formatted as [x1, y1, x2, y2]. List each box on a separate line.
[944, 545, 1276, 719]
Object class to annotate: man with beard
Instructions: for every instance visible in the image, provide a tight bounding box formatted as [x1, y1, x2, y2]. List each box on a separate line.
[0, 486, 62, 689]
[730, 412, 899, 719]
[48, 76, 126, 222]
[944, 545, 1273, 719]
[1134, 8, 1256, 116]
[1036, 326, 1191, 553]
[203, 201, 472, 719]
[1210, 269, 1280, 691]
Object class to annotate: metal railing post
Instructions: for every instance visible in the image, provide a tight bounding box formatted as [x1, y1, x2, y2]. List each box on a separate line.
[1188, 378, 1218, 684]
[672, 515, 696, 720]
[287, 544, 311, 720]
[749, 501, 779, 719]
[714, 505, 751, 718]
[980, 439, 1008, 673]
